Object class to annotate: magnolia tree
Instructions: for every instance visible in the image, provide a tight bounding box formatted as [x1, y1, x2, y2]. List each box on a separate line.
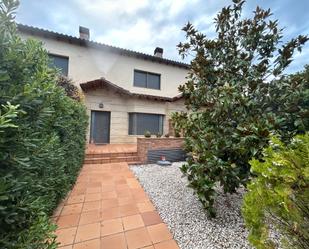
[172, 0, 308, 216]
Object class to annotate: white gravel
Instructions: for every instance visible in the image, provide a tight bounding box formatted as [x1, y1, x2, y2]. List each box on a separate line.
[130, 162, 253, 249]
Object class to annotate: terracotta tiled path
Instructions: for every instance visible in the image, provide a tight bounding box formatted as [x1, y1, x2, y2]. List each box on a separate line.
[53, 162, 179, 249]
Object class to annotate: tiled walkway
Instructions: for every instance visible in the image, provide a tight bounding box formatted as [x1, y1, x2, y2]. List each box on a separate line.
[53, 162, 179, 249]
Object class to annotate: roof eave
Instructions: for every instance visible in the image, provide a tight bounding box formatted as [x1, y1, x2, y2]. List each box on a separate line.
[80, 78, 183, 102]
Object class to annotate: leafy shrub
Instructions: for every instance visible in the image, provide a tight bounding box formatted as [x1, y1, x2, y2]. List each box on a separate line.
[173, 0, 308, 216]
[57, 75, 84, 102]
[0, 1, 88, 248]
[174, 131, 181, 137]
[0, 102, 21, 130]
[144, 130, 151, 138]
[242, 133, 309, 249]
[171, 112, 186, 137]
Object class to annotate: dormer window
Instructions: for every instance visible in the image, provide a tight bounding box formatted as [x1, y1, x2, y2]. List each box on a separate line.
[133, 70, 160, 90]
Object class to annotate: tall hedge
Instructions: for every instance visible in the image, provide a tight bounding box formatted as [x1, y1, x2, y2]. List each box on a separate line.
[0, 1, 88, 248]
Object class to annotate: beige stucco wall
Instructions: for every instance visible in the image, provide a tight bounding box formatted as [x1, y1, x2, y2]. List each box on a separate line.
[85, 88, 186, 144]
[19, 31, 189, 143]
[19, 32, 188, 98]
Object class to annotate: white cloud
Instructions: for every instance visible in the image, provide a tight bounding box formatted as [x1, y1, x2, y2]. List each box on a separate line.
[96, 19, 153, 51]
[16, 0, 309, 70]
[73, 0, 149, 16]
[155, 0, 199, 18]
[50, 11, 77, 34]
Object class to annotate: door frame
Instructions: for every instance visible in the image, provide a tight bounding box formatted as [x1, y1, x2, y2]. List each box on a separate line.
[90, 110, 111, 144]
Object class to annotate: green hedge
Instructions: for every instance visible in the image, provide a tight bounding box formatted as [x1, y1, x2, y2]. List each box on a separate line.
[0, 1, 88, 248]
[242, 133, 309, 249]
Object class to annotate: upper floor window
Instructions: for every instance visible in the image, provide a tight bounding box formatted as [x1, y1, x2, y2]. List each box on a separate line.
[48, 54, 69, 76]
[133, 70, 160, 90]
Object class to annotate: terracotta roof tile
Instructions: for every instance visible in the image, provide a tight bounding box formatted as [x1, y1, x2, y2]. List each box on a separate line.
[80, 78, 183, 102]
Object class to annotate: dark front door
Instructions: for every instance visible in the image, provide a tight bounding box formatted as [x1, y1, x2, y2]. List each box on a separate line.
[90, 111, 111, 144]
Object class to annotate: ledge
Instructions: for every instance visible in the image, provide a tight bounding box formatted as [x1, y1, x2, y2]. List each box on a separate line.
[137, 137, 185, 163]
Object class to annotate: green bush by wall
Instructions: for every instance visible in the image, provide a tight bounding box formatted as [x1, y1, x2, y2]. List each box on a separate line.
[0, 1, 88, 248]
[242, 133, 309, 249]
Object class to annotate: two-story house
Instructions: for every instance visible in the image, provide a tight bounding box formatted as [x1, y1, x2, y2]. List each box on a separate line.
[18, 24, 189, 144]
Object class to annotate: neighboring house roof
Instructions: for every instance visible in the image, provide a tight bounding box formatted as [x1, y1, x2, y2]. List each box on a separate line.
[80, 78, 183, 102]
[17, 24, 190, 69]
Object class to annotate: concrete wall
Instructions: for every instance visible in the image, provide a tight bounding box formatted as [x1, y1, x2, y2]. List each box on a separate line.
[85, 88, 186, 144]
[19, 32, 188, 98]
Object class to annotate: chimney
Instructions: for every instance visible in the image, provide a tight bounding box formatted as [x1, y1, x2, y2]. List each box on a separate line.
[154, 47, 163, 58]
[79, 26, 90, 40]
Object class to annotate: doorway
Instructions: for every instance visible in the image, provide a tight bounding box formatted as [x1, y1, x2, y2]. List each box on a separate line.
[90, 111, 111, 144]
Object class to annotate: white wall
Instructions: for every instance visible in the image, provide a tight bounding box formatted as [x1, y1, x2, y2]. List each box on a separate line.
[19, 32, 188, 98]
[18, 31, 189, 143]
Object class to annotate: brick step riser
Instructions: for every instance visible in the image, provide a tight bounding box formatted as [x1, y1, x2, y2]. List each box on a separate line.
[85, 157, 139, 161]
[127, 161, 143, 165]
[84, 156, 138, 161]
[85, 153, 138, 159]
[84, 157, 140, 164]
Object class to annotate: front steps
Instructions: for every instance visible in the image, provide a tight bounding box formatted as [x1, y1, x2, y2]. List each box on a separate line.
[84, 151, 141, 164]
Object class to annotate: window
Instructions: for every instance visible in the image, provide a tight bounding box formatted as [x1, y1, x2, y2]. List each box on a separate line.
[48, 54, 69, 76]
[129, 113, 164, 135]
[133, 70, 160, 90]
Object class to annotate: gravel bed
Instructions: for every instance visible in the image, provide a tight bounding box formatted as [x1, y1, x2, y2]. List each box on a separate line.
[131, 162, 253, 249]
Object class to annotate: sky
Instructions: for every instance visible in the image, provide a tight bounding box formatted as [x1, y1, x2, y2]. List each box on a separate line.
[16, 0, 309, 73]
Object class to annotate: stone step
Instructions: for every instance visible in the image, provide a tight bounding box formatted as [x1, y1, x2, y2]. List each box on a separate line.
[127, 161, 143, 165]
[85, 152, 138, 159]
[84, 156, 140, 164]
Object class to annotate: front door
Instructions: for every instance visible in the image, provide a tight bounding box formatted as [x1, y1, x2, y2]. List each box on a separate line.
[90, 111, 111, 144]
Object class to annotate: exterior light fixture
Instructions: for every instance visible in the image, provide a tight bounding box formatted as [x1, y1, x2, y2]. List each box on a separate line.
[99, 102, 104, 108]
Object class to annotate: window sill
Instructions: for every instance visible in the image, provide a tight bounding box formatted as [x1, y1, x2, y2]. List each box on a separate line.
[133, 85, 161, 91]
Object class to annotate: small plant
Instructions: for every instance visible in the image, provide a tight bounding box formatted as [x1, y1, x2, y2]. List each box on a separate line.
[242, 133, 309, 249]
[144, 130, 151, 138]
[164, 133, 170, 138]
[156, 133, 162, 138]
[174, 131, 181, 137]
